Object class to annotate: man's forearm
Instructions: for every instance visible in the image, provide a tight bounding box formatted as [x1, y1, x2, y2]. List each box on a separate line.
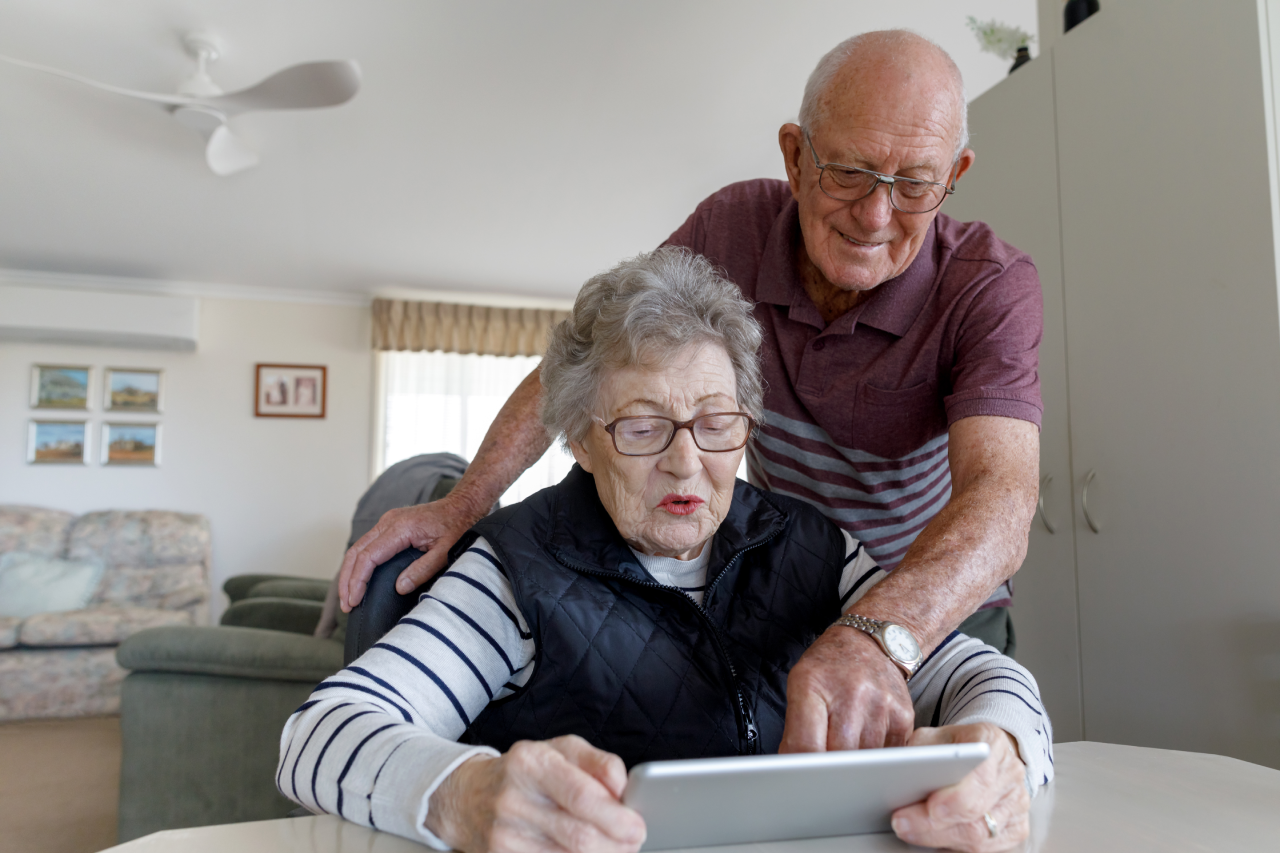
[850, 417, 1039, 652]
[447, 367, 553, 524]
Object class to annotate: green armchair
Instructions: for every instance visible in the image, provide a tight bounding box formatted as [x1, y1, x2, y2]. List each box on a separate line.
[114, 456, 465, 842]
[115, 574, 343, 841]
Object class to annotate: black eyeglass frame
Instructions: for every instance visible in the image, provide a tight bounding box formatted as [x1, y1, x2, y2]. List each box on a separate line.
[597, 412, 756, 457]
[803, 129, 959, 214]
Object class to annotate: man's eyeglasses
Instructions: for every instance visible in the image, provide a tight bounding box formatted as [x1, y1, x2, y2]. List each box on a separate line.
[804, 130, 958, 214]
[597, 413, 754, 457]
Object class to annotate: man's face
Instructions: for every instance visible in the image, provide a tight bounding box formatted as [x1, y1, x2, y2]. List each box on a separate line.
[780, 72, 974, 292]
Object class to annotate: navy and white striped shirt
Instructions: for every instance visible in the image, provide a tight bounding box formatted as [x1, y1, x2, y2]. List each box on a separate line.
[278, 531, 1053, 848]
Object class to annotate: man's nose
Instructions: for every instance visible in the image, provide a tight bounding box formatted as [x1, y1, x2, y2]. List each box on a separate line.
[850, 181, 895, 231]
[658, 428, 702, 478]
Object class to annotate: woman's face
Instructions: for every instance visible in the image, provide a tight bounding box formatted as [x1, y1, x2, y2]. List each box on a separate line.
[569, 343, 745, 560]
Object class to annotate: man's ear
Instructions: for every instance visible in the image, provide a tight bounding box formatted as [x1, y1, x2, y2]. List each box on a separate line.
[569, 438, 594, 474]
[951, 148, 976, 184]
[778, 123, 806, 200]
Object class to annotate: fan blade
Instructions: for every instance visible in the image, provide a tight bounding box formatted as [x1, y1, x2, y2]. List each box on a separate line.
[0, 51, 194, 106]
[205, 124, 259, 176]
[207, 60, 360, 115]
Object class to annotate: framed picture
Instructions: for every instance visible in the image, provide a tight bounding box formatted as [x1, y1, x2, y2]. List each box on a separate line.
[255, 364, 327, 418]
[27, 420, 90, 464]
[105, 368, 162, 413]
[102, 423, 161, 467]
[31, 365, 91, 410]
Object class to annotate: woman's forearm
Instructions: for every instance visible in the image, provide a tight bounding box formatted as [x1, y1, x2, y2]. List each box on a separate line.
[280, 544, 533, 844]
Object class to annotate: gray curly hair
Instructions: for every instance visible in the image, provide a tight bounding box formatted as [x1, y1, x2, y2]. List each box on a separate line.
[541, 247, 764, 448]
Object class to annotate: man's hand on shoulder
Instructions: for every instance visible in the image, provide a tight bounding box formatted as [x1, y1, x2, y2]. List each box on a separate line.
[779, 624, 915, 752]
[338, 493, 478, 611]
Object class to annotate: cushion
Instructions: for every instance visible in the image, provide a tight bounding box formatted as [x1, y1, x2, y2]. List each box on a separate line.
[67, 511, 209, 567]
[0, 552, 105, 619]
[18, 606, 192, 647]
[0, 506, 74, 556]
[0, 616, 20, 649]
[91, 563, 207, 610]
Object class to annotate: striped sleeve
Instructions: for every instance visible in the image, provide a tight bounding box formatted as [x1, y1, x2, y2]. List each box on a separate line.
[907, 632, 1054, 794]
[834, 530, 1054, 794]
[837, 529, 887, 608]
[277, 537, 534, 848]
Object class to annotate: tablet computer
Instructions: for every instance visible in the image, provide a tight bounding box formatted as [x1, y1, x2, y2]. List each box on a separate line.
[623, 742, 990, 851]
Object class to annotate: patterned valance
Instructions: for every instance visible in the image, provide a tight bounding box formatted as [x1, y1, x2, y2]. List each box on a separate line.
[372, 298, 570, 357]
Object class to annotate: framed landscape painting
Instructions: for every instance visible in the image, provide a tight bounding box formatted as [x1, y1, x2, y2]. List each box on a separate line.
[102, 423, 161, 466]
[255, 364, 327, 418]
[31, 365, 90, 410]
[28, 421, 89, 464]
[105, 368, 162, 413]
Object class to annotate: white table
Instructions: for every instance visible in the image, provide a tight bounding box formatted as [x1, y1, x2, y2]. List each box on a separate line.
[102, 742, 1280, 852]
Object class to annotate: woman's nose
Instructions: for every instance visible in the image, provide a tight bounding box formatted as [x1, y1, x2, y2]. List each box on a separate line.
[658, 427, 702, 478]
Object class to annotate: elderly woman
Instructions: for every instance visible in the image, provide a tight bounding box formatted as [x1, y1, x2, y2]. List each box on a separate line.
[279, 248, 1052, 853]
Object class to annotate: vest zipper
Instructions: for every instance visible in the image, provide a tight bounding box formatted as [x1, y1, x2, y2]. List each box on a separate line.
[554, 526, 783, 756]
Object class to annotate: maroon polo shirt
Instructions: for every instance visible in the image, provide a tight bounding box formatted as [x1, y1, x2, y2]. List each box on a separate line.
[663, 179, 1042, 604]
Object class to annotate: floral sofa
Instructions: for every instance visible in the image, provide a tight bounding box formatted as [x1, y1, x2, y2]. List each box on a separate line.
[0, 505, 210, 721]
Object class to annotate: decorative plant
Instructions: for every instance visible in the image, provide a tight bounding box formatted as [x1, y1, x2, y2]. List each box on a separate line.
[966, 16, 1035, 61]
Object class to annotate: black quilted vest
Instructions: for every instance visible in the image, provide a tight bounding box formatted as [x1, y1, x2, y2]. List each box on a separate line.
[454, 464, 845, 766]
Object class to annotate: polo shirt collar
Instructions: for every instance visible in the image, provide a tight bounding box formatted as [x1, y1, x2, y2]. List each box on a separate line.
[755, 199, 939, 337]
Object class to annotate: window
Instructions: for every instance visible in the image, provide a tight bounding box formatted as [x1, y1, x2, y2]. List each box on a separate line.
[377, 350, 575, 505]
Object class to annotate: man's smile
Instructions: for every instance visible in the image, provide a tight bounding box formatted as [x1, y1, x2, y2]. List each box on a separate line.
[839, 230, 886, 250]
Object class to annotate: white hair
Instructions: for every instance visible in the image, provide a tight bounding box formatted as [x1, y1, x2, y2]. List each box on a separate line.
[798, 30, 970, 162]
[541, 248, 764, 448]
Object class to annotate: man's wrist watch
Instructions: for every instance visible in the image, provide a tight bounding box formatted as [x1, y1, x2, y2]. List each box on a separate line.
[833, 613, 924, 678]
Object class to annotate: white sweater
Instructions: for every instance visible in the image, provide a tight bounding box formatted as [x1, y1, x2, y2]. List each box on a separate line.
[279, 531, 1053, 848]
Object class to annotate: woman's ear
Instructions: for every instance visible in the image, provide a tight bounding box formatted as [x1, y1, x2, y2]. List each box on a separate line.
[569, 438, 594, 473]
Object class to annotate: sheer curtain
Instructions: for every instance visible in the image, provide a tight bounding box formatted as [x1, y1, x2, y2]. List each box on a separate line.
[379, 350, 575, 505]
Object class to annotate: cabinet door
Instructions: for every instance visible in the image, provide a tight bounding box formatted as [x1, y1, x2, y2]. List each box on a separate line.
[945, 55, 1083, 741]
[1055, 0, 1280, 768]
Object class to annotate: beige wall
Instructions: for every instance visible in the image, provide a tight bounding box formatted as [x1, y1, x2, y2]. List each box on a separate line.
[0, 297, 373, 620]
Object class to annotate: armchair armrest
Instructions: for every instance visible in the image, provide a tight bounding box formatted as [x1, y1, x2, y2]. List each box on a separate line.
[223, 574, 326, 603]
[117, 625, 343, 683]
[243, 578, 330, 602]
[220, 597, 323, 635]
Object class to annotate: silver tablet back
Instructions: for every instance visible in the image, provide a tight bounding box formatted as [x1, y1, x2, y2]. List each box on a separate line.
[623, 743, 989, 851]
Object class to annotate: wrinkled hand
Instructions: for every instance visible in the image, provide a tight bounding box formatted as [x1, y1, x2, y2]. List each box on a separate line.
[891, 723, 1029, 852]
[426, 735, 646, 853]
[779, 626, 915, 752]
[339, 495, 476, 611]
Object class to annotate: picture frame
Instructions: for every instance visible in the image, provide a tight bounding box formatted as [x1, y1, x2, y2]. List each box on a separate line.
[102, 423, 161, 467]
[255, 364, 327, 418]
[27, 420, 90, 465]
[30, 365, 91, 410]
[104, 368, 163, 413]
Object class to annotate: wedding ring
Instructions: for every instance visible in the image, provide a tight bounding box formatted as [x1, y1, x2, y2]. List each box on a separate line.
[983, 812, 999, 838]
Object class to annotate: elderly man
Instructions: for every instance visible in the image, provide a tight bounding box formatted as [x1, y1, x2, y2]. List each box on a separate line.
[340, 29, 1041, 754]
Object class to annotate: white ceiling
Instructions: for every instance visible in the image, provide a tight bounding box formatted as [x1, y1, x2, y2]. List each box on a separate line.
[0, 0, 1037, 303]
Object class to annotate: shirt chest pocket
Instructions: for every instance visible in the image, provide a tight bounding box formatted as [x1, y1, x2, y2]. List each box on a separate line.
[852, 380, 948, 461]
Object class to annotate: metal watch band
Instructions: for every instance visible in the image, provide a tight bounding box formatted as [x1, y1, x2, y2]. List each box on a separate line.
[833, 613, 884, 635]
[832, 613, 921, 677]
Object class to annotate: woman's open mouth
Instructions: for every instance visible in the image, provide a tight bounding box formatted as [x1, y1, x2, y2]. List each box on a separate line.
[658, 494, 705, 516]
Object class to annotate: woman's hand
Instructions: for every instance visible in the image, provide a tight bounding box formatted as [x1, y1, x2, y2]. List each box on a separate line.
[426, 735, 646, 853]
[890, 723, 1030, 852]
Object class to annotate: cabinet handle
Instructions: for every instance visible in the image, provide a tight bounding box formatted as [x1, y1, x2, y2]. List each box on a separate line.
[1082, 469, 1101, 534]
[1036, 474, 1057, 534]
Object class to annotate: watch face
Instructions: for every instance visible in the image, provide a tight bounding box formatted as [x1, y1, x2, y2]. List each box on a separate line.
[883, 624, 920, 662]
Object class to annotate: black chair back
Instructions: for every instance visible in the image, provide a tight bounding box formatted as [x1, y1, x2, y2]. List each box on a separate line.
[343, 473, 466, 664]
[343, 547, 427, 664]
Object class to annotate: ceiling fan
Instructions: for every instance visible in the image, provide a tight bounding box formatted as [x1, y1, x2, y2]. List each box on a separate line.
[0, 33, 361, 176]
